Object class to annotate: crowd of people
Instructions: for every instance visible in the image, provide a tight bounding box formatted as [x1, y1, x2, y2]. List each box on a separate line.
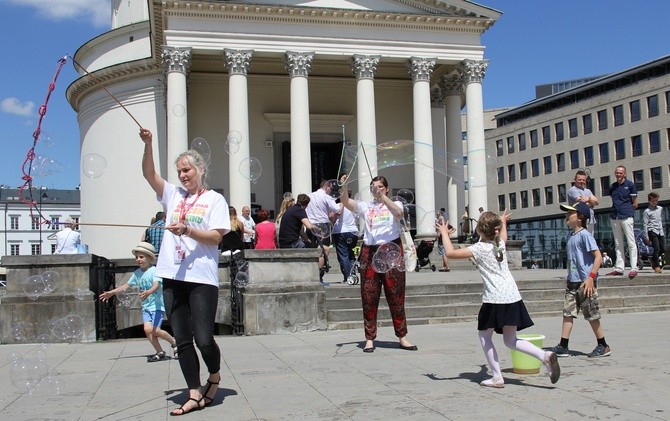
[74, 127, 665, 415]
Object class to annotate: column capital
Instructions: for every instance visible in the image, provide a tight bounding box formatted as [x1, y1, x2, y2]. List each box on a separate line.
[162, 46, 192, 74]
[285, 51, 314, 77]
[458, 59, 489, 84]
[224, 49, 253, 75]
[407, 57, 436, 82]
[430, 87, 444, 108]
[352, 54, 381, 80]
[439, 74, 463, 97]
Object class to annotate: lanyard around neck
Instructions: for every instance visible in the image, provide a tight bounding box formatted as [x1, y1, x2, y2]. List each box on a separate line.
[179, 189, 204, 223]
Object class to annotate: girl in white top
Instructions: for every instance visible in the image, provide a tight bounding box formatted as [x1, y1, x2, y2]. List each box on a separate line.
[341, 175, 417, 353]
[140, 128, 229, 415]
[436, 211, 560, 388]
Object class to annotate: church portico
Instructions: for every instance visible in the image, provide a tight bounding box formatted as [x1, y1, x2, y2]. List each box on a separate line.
[68, 0, 499, 258]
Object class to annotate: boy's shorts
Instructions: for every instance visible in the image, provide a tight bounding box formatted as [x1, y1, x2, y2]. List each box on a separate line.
[563, 283, 601, 321]
[437, 243, 445, 257]
[143, 309, 165, 327]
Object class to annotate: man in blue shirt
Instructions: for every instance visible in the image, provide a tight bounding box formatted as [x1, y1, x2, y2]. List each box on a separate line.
[145, 211, 166, 254]
[608, 166, 638, 278]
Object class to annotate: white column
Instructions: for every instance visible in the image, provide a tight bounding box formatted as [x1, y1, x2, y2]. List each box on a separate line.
[408, 57, 437, 237]
[285, 51, 314, 196]
[162, 47, 191, 185]
[352, 54, 380, 201]
[458, 59, 489, 213]
[224, 49, 253, 211]
[440, 75, 464, 238]
[430, 87, 447, 220]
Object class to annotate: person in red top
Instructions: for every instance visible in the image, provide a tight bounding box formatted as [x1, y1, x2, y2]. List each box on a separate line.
[254, 209, 277, 249]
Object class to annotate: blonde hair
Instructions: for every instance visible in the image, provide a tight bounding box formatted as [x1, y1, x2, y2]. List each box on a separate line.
[175, 150, 208, 190]
[229, 206, 243, 232]
[276, 197, 295, 222]
[476, 212, 505, 262]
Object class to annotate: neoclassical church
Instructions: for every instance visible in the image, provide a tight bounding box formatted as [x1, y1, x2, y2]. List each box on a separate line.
[67, 0, 500, 258]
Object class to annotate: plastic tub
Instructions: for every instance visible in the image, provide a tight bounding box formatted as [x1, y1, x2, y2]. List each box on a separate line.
[510, 333, 545, 374]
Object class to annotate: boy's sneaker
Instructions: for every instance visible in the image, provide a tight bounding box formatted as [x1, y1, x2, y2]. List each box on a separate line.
[628, 270, 638, 279]
[551, 344, 570, 357]
[172, 343, 178, 358]
[587, 344, 611, 358]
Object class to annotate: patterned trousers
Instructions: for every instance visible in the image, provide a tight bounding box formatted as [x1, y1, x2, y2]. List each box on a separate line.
[359, 240, 408, 340]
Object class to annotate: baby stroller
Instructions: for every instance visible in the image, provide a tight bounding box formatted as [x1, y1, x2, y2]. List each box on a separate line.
[633, 228, 664, 270]
[414, 240, 437, 272]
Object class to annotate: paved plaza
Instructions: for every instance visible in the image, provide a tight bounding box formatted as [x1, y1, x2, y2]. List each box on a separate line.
[1, 297, 668, 420]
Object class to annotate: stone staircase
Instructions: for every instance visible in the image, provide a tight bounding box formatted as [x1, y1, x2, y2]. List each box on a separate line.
[325, 274, 670, 331]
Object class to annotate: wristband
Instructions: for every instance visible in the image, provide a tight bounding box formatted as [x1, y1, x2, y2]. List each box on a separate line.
[185, 226, 192, 237]
[589, 272, 597, 279]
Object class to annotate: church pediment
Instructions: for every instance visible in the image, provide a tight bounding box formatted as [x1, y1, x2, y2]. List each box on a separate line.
[218, 0, 500, 17]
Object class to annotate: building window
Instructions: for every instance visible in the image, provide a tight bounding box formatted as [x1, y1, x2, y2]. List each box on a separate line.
[558, 184, 567, 202]
[51, 217, 60, 230]
[545, 186, 554, 205]
[521, 190, 529, 208]
[647, 94, 659, 117]
[600, 176, 611, 196]
[666, 91, 670, 112]
[631, 135, 642, 157]
[633, 170, 644, 191]
[51, 244, 57, 254]
[519, 161, 528, 179]
[540, 127, 549, 145]
[507, 136, 515, 154]
[584, 146, 594, 167]
[599, 143, 609, 163]
[497, 167, 504, 184]
[31, 217, 40, 230]
[498, 195, 506, 212]
[613, 104, 624, 126]
[555, 122, 564, 141]
[518, 133, 526, 151]
[531, 159, 539, 177]
[568, 118, 578, 138]
[556, 153, 565, 172]
[31, 244, 41, 256]
[509, 192, 517, 210]
[543, 156, 552, 175]
[597, 109, 607, 130]
[10, 244, 20, 255]
[496, 139, 503, 157]
[614, 139, 625, 160]
[629, 99, 640, 122]
[649, 130, 661, 153]
[508, 164, 516, 182]
[570, 149, 579, 169]
[532, 188, 540, 207]
[10, 216, 19, 230]
[651, 167, 662, 189]
[582, 114, 592, 134]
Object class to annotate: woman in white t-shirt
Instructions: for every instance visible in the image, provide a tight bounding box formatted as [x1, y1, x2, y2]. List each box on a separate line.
[140, 128, 230, 416]
[436, 211, 560, 388]
[341, 175, 417, 353]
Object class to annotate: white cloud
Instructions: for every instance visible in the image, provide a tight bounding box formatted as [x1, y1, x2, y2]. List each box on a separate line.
[1, 97, 35, 117]
[7, 0, 110, 27]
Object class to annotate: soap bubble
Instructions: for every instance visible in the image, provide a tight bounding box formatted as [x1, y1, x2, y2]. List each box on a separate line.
[233, 272, 249, 288]
[172, 104, 186, 117]
[36, 130, 55, 148]
[117, 288, 136, 308]
[23, 275, 46, 300]
[74, 287, 89, 301]
[191, 137, 211, 165]
[30, 373, 62, 396]
[324, 179, 342, 199]
[396, 188, 414, 204]
[227, 130, 242, 145]
[31, 155, 62, 178]
[81, 154, 107, 179]
[225, 139, 240, 155]
[41, 271, 60, 294]
[239, 157, 262, 183]
[371, 242, 404, 273]
[9, 356, 50, 393]
[311, 223, 332, 239]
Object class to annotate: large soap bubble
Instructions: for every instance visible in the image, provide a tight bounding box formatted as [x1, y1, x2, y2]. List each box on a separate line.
[191, 137, 211, 165]
[239, 157, 262, 183]
[82, 154, 107, 179]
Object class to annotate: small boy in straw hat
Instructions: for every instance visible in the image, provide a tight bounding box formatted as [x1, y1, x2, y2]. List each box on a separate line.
[100, 242, 177, 362]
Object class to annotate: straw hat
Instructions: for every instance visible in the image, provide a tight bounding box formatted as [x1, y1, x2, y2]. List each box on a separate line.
[132, 242, 156, 261]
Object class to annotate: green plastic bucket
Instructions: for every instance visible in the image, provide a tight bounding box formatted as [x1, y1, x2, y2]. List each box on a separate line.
[510, 334, 545, 374]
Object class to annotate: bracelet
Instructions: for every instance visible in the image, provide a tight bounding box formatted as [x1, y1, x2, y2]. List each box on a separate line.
[185, 226, 192, 237]
[589, 272, 597, 279]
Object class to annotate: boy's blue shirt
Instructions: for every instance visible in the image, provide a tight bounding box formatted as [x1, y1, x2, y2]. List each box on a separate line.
[126, 266, 164, 311]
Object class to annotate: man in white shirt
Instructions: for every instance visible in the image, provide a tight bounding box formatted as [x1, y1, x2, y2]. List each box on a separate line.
[306, 180, 341, 285]
[240, 206, 256, 249]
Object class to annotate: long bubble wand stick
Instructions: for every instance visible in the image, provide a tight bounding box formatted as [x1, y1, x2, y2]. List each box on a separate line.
[336, 125, 358, 186]
[68, 55, 143, 129]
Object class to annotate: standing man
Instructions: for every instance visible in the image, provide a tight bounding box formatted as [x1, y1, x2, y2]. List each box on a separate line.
[608, 166, 638, 279]
[568, 170, 599, 234]
[306, 180, 341, 285]
[240, 206, 256, 249]
[145, 211, 166, 254]
[332, 191, 359, 283]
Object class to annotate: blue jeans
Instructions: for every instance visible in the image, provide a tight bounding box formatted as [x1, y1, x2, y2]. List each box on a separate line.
[163, 279, 220, 389]
[333, 232, 357, 281]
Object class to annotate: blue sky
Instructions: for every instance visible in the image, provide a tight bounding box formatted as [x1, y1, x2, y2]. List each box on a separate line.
[1, 0, 669, 189]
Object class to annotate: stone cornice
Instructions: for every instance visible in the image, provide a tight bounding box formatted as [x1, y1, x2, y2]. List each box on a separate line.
[156, 1, 495, 34]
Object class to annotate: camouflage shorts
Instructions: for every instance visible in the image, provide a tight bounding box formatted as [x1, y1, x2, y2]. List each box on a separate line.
[563, 286, 601, 321]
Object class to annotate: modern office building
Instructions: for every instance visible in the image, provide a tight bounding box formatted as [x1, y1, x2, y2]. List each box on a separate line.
[0, 187, 81, 256]
[486, 55, 670, 268]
